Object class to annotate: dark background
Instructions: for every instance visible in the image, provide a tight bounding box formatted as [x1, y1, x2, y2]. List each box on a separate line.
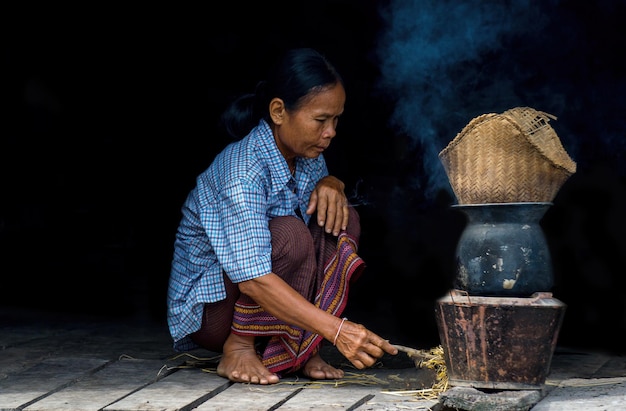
[2, 1, 625, 354]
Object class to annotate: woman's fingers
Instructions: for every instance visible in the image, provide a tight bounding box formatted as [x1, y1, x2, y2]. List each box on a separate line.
[308, 176, 349, 236]
[337, 321, 397, 369]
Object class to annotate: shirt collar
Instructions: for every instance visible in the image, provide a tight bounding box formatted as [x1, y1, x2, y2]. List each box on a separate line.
[256, 119, 293, 181]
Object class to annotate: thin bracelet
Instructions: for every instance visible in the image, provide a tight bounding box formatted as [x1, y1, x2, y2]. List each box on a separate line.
[333, 317, 348, 346]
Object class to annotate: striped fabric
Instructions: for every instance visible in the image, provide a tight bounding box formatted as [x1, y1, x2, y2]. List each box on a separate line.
[231, 232, 365, 375]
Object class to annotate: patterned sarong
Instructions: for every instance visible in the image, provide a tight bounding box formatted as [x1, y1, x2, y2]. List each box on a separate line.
[231, 232, 365, 375]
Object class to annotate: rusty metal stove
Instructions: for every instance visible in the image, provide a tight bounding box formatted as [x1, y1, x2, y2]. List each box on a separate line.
[434, 202, 566, 390]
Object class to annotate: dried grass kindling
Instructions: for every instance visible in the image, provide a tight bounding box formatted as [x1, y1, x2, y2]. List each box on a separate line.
[385, 344, 449, 400]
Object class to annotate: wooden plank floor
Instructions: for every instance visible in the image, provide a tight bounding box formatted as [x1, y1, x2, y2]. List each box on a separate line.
[3, 307, 626, 410]
[0, 308, 441, 411]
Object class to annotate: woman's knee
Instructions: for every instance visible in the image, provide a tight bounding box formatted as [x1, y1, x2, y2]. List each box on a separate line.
[346, 206, 361, 240]
[270, 216, 314, 263]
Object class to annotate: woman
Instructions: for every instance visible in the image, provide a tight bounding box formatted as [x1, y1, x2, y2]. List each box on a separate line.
[167, 48, 397, 385]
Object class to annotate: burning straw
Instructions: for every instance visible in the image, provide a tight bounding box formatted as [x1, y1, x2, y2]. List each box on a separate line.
[384, 344, 449, 400]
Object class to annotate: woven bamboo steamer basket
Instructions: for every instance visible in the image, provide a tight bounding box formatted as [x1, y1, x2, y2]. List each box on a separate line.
[438, 107, 577, 204]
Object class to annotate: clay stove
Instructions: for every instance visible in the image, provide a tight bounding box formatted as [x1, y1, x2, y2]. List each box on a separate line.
[436, 107, 577, 389]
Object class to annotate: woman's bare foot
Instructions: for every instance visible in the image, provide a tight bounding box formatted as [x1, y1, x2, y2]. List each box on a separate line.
[302, 352, 345, 380]
[217, 333, 280, 384]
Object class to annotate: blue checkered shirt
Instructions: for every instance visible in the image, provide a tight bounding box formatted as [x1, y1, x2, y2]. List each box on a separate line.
[167, 120, 328, 351]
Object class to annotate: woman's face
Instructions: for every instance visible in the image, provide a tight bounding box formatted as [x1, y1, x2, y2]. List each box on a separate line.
[271, 83, 345, 161]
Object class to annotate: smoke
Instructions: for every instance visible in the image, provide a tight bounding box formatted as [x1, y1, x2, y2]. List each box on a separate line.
[373, 0, 562, 200]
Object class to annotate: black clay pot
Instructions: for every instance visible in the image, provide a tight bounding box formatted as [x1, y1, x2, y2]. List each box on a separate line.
[453, 202, 553, 297]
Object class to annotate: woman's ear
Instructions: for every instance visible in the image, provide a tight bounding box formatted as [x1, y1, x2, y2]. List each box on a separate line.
[269, 98, 285, 124]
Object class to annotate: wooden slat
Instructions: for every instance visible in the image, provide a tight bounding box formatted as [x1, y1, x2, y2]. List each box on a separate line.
[0, 328, 59, 348]
[104, 368, 230, 411]
[22, 358, 168, 411]
[592, 356, 626, 378]
[194, 377, 304, 411]
[0, 347, 70, 378]
[532, 378, 626, 411]
[358, 393, 440, 410]
[276, 384, 375, 410]
[546, 351, 611, 383]
[0, 357, 109, 411]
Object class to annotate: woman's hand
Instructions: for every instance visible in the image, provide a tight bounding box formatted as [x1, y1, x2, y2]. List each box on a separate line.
[306, 175, 349, 236]
[333, 319, 398, 369]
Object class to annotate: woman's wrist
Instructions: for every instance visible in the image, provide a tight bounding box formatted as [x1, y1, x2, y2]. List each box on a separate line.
[333, 317, 347, 346]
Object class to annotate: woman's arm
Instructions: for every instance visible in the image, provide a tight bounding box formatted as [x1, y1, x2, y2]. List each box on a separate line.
[238, 273, 398, 369]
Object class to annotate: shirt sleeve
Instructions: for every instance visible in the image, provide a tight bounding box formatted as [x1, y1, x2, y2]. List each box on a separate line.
[200, 176, 273, 283]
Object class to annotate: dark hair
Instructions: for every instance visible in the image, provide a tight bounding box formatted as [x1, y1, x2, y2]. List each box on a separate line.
[220, 48, 344, 140]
